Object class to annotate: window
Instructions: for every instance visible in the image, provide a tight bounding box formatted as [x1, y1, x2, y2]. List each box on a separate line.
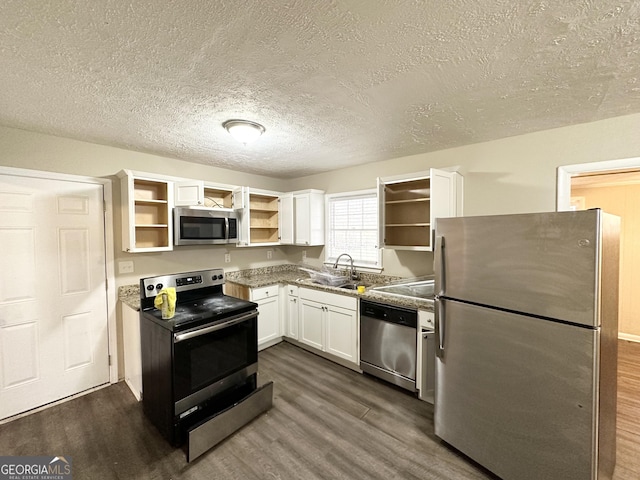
[325, 189, 381, 269]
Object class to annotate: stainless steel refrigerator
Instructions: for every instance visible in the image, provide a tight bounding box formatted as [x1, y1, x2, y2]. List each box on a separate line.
[433, 210, 619, 480]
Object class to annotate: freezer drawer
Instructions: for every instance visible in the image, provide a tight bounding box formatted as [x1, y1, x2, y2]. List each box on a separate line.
[435, 300, 600, 480]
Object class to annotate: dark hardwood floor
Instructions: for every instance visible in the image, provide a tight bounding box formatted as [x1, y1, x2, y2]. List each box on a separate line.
[1, 340, 639, 479]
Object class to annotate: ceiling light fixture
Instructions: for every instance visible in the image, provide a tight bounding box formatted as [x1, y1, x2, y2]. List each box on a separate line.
[222, 119, 265, 144]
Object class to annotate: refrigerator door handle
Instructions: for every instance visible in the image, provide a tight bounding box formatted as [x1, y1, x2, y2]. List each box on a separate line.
[434, 235, 445, 296]
[435, 297, 445, 358]
[434, 235, 446, 358]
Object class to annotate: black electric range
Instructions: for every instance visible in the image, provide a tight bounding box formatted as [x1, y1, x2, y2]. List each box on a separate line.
[138, 268, 272, 462]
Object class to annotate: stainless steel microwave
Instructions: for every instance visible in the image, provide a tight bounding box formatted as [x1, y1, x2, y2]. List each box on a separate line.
[174, 207, 239, 245]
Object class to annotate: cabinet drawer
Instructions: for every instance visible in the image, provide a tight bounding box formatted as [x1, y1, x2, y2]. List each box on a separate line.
[299, 287, 357, 311]
[287, 285, 299, 296]
[251, 285, 279, 301]
[419, 310, 434, 329]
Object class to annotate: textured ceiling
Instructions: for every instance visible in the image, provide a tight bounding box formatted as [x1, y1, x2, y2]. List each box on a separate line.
[1, 1, 640, 179]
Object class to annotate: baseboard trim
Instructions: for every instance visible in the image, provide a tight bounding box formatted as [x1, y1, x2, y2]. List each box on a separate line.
[619, 333, 640, 343]
[0, 383, 111, 425]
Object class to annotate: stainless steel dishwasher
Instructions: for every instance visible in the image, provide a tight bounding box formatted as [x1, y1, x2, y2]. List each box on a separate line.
[360, 299, 417, 392]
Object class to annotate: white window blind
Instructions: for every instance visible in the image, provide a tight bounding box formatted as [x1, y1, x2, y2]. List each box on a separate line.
[326, 190, 380, 268]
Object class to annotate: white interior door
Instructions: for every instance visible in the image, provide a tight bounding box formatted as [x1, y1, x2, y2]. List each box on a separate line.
[0, 174, 110, 420]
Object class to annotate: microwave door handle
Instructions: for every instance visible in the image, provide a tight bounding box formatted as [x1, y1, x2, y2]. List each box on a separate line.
[224, 217, 229, 241]
[174, 310, 257, 343]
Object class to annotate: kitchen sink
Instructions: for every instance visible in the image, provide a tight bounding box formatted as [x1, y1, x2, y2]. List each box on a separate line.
[369, 277, 435, 301]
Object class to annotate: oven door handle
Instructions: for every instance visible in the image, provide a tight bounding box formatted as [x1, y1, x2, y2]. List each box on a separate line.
[174, 310, 258, 343]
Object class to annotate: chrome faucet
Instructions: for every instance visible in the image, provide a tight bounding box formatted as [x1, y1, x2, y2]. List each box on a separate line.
[333, 253, 358, 280]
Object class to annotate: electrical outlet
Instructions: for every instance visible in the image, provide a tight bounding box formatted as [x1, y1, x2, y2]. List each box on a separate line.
[224, 253, 231, 263]
[302, 250, 307, 261]
[118, 260, 134, 274]
[266, 249, 273, 259]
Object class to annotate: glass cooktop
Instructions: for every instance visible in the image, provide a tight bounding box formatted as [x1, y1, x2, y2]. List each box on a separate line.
[142, 294, 257, 331]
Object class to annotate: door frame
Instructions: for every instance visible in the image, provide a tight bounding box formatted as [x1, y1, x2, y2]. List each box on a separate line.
[557, 156, 640, 211]
[0, 166, 117, 384]
[557, 157, 640, 343]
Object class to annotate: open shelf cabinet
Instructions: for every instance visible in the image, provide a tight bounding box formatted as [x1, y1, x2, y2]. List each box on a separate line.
[119, 171, 173, 252]
[378, 169, 462, 251]
[233, 187, 282, 246]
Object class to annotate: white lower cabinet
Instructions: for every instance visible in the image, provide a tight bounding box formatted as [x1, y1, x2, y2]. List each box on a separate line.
[297, 287, 358, 365]
[250, 285, 282, 350]
[416, 309, 435, 404]
[285, 285, 299, 340]
[122, 303, 142, 401]
[299, 297, 324, 349]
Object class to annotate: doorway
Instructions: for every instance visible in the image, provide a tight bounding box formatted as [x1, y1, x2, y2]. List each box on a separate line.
[0, 167, 116, 420]
[557, 158, 640, 343]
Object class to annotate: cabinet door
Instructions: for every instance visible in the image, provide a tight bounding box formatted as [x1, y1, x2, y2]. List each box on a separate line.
[233, 187, 250, 246]
[257, 295, 280, 349]
[324, 304, 358, 363]
[174, 180, 204, 206]
[279, 193, 294, 245]
[299, 298, 324, 350]
[294, 191, 324, 246]
[294, 193, 310, 245]
[430, 169, 456, 227]
[286, 293, 299, 339]
[377, 177, 386, 252]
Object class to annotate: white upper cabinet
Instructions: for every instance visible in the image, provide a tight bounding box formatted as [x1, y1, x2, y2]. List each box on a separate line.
[279, 193, 294, 245]
[234, 187, 282, 246]
[175, 181, 235, 208]
[279, 189, 325, 246]
[118, 170, 174, 252]
[378, 169, 463, 251]
[174, 180, 204, 206]
[294, 190, 324, 246]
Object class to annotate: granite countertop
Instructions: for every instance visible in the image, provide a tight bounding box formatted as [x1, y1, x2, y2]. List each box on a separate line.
[225, 264, 434, 311]
[119, 285, 141, 311]
[118, 264, 434, 312]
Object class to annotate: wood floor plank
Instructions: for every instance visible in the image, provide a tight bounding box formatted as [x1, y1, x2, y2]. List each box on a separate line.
[0, 340, 639, 479]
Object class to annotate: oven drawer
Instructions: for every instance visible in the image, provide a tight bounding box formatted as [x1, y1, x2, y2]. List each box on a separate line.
[187, 381, 274, 462]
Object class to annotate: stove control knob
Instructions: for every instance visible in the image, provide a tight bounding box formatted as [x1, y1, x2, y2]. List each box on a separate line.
[146, 285, 154, 291]
[156, 283, 163, 290]
[217, 274, 224, 280]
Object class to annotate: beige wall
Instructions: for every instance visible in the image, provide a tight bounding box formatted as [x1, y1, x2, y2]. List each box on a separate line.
[291, 112, 640, 277]
[2, 111, 640, 281]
